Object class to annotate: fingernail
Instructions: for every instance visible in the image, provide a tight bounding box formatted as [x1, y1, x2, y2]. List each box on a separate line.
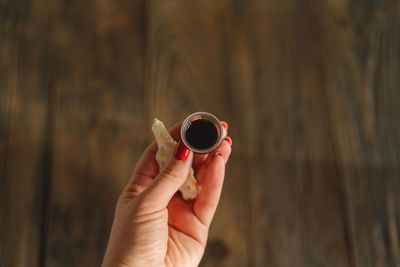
[174, 141, 189, 160]
[224, 137, 232, 146]
[221, 121, 228, 130]
[215, 152, 223, 157]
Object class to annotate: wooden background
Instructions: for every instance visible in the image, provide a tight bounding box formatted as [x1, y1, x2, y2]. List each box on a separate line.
[1, 0, 400, 266]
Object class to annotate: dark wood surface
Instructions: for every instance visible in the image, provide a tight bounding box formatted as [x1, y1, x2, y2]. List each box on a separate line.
[1, 0, 400, 266]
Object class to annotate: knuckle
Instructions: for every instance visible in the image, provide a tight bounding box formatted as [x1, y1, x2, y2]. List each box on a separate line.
[216, 141, 231, 157]
[222, 139, 232, 148]
[161, 165, 182, 181]
[131, 194, 150, 212]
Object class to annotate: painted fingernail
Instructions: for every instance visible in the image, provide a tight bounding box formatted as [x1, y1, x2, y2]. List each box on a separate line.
[221, 121, 228, 130]
[215, 152, 223, 157]
[174, 140, 189, 160]
[224, 137, 232, 146]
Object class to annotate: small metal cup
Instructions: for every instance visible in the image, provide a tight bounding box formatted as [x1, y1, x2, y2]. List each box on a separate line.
[180, 111, 223, 154]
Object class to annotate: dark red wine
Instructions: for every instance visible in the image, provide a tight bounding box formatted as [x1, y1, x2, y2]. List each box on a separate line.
[185, 119, 218, 149]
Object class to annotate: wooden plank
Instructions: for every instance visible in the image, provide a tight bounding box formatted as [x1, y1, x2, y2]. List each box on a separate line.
[0, 1, 50, 266]
[242, 0, 399, 266]
[43, 0, 146, 266]
[239, 2, 354, 266]
[245, 0, 400, 266]
[145, 1, 253, 266]
[2, 0, 399, 266]
[227, 0, 400, 266]
[325, 1, 400, 266]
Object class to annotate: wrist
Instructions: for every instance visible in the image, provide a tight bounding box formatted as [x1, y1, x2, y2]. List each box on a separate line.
[102, 257, 165, 267]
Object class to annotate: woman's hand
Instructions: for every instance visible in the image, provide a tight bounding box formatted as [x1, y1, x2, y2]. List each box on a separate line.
[102, 121, 232, 267]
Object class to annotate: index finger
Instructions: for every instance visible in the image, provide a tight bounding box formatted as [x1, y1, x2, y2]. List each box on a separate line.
[131, 121, 183, 180]
[192, 138, 232, 226]
[132, 118, 221, 180]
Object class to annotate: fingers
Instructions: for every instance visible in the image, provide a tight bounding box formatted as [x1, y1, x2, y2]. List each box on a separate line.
[208, 135, 232, 164]
[125, 119, 229, 204]
[193, 137, 232, 226]
[121, 122, 183, 200]
[127, 122, 183, 183]
[139, 145, 194, 210]
[132, 120, 228, 179]
[220, 121, 228, 131]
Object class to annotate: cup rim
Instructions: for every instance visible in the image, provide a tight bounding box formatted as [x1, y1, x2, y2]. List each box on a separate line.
[180, 111, 223, 154]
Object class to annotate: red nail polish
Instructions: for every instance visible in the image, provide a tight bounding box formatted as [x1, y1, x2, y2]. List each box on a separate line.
[215, 152, 223, 157]
[174, 141, 189, 160]
[224, 137, 232, 146]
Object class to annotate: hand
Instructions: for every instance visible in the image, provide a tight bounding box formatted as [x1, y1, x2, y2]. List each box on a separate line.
[102, 121, 232, 267]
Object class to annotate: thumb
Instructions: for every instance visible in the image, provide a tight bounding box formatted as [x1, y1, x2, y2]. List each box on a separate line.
[140, 141, 193, 209]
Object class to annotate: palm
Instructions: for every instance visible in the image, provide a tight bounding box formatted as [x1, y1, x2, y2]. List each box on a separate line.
[143, 160, 210, 266]
[165, 193, 207, 266]
[102, 121, 230, 267]
[121, 156, 210, 266]
[110, 121, 229, 267]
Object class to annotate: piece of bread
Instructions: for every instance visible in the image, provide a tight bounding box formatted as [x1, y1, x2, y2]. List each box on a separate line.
[151, 118, 197, 200]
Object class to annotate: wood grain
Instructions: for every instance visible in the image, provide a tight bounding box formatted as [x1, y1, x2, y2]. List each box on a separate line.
[41, 0, 146, 266]
[334, 1, 400, 265]
[0, 1, 51, 266]
[146, 1, 254, 266]
[1, 0, 400, 266]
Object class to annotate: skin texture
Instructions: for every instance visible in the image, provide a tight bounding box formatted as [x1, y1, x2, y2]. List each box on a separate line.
[102, 121, 231, 267]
